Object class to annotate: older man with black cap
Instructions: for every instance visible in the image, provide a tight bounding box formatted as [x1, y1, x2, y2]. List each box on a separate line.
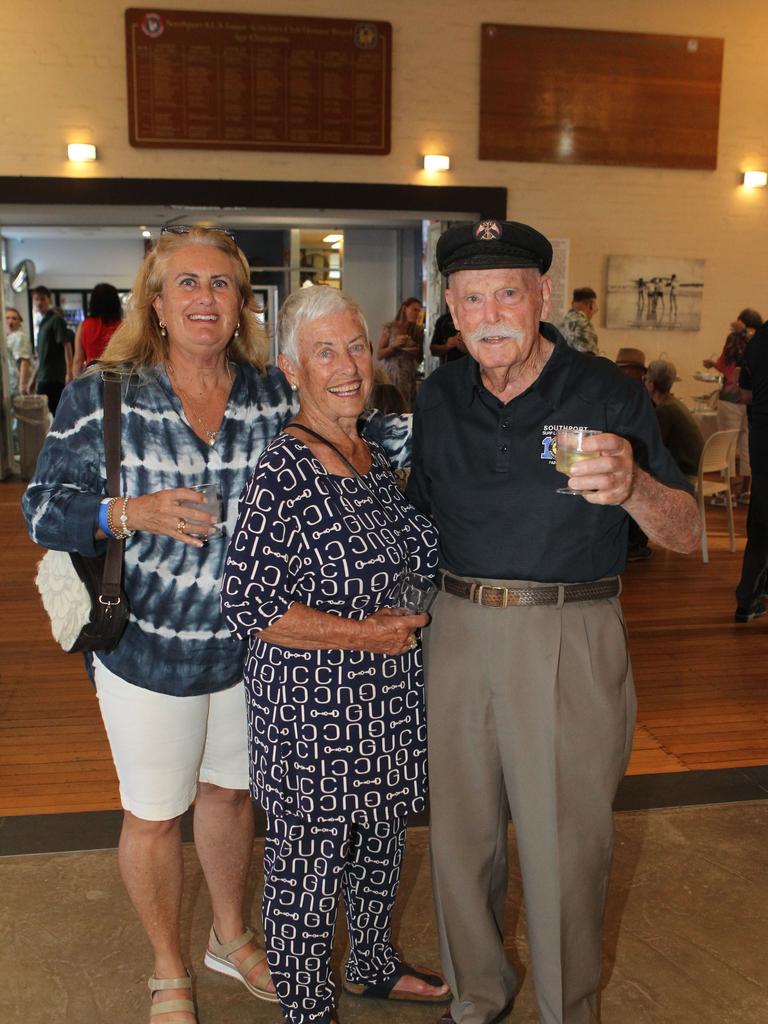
[407, 220, 700, 1024]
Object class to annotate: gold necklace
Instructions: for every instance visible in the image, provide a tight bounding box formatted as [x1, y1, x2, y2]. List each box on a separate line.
[168, 362, 233, 446]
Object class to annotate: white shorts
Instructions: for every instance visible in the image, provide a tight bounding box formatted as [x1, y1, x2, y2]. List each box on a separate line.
[93, 657, 249, 821]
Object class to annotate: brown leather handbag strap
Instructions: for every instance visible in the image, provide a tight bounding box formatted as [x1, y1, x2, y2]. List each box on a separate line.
[101, 375, 124, 602]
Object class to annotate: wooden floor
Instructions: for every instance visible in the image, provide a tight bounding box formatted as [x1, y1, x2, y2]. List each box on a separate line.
[1, 481, 766, 815]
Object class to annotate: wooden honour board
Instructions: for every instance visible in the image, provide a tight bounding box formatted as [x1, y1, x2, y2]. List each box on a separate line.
[479, 24, 723, 170]
[125, 9, 391, 153]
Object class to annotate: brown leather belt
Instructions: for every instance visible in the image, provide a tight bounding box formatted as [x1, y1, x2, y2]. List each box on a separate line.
[437, 570, 620, 608]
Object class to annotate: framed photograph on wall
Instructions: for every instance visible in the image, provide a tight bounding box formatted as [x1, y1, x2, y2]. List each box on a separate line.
[605, 256, 704, 331]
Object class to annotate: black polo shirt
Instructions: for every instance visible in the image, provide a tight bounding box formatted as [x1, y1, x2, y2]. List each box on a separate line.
[407, 324, 692, 583]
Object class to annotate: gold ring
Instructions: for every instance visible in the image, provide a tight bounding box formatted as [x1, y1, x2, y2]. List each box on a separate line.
[176, 518, 187, 534]
[407, 634, 417, 650]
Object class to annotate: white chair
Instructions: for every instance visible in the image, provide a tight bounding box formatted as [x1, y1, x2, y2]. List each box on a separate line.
[694, 428, 740, 563]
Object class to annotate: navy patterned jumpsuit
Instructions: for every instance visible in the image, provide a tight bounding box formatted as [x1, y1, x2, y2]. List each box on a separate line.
[221, 433, 438, 1024]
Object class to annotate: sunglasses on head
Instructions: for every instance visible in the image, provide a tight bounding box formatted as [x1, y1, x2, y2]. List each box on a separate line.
[160, 225, 236, 240]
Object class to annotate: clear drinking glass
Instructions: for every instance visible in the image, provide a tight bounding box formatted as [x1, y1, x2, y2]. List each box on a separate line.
[389, 571, 438, 613]
[181, 483, 224, 539]
[555, 429, 602, 495]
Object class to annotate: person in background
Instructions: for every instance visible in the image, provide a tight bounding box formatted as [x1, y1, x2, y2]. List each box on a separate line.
[32, 285, 72, 415]
[222, 285, 448, 1024]
[377, 296, 424, 410]
[558, 286, 600, 355]
[429, 310, 467, 363]
[4, 306, 33, 396]
[703, 308, 763, 503]
[644, 359, 704, 480]
[368, 361, 407, 414]
[409, 219, 700, 1024]
[615, 346, 647, 383]
[735, 321, 768, 622]
[71, 282, 123, 377]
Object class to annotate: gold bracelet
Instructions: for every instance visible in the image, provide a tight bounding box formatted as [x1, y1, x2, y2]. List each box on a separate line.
[105, 498, 121, 538]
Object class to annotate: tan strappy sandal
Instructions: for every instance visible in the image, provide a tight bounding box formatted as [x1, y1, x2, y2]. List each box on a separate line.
[203, 926, 278, 1003]
[147, 972, 197, 1021]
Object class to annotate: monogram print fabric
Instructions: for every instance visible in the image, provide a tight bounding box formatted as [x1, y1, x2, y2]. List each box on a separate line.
[221, 433, 439, 824]
[263, 814, 406, 1024]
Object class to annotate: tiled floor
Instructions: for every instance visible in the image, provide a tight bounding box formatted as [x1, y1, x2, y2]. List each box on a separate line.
[2, 803, 766, 1024]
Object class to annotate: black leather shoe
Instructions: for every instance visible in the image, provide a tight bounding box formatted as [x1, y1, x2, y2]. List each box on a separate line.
[735, 600, 767, 623]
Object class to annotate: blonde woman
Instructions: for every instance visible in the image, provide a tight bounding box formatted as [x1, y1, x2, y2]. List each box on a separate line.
[24, 226, 292, 1022]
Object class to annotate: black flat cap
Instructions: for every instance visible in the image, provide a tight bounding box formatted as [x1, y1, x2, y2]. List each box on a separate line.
[436, 220, 553, 276]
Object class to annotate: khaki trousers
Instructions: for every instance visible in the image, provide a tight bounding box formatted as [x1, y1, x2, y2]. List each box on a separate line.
[425, 578, 636, 1024]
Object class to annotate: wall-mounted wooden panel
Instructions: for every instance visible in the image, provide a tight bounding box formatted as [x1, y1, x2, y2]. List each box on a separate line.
[479, 24, 723, 170]
[126, 9, 391, 154]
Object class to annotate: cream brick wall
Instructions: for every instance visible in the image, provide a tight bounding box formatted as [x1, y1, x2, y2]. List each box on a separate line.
[2, 0, 767, 395]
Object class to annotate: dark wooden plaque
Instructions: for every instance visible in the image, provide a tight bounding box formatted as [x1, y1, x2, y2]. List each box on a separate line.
[126, 9, 391, 153]
[480, 24, 723, 170]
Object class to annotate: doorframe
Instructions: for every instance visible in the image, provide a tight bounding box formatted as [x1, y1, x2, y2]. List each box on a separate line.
[0, 177, 507, 219]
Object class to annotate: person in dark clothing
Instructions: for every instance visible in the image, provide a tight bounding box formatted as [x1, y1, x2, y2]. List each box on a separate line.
[735, 323, 768, 622]
[429, 311, 467, 363]
[32, 285, 72, 415]
[644, 359, 704, 478]
[408, 219, 700, 1024]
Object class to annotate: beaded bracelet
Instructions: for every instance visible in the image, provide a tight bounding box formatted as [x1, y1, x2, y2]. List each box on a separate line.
[119, 497, 135, 538]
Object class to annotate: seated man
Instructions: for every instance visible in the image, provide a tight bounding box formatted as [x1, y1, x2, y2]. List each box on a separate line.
[644, 359, 704, 480]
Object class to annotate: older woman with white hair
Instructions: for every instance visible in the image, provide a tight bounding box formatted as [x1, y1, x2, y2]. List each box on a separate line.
[221, 286, 448, 1024]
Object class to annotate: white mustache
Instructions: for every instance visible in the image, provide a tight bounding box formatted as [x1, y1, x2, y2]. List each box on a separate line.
[466, 325, 525, 344]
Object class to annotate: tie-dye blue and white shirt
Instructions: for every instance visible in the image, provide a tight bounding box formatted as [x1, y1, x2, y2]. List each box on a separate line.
[22, 364, 411, 697]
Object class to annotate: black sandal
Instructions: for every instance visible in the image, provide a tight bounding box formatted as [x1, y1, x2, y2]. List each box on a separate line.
[343, 961, 450, 1004]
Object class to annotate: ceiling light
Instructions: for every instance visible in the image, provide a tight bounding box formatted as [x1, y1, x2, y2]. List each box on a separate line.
[423, 154, 450, 172]
[67, 143, 97, 162]
[323, 233, 343, 244]
[741, 170, 767, 188]
[331, 240, 342, 250]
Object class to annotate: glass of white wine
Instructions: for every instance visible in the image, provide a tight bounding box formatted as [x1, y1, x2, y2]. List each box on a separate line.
[555, 428, 602, 495]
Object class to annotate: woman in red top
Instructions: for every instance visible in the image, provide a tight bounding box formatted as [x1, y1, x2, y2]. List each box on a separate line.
[71, 282, 123, 377]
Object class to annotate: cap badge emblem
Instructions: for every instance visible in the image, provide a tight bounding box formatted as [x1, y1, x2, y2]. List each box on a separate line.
[475, 220, 502, 241]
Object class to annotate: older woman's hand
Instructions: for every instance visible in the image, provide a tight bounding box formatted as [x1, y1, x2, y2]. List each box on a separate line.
[124, 488, 217, 548]
[358, 609, 429, 656]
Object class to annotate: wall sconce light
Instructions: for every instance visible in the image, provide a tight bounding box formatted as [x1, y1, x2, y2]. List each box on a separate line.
[423, 154, 451, 172]
[68, 143, 97, 162]
[741, 170, 767, 188]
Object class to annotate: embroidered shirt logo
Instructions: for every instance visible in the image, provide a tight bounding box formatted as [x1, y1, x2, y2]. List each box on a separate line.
[540, 424, 590, 463]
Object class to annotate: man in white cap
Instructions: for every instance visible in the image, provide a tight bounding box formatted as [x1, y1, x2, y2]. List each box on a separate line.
[408, 220, 700, 1024]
